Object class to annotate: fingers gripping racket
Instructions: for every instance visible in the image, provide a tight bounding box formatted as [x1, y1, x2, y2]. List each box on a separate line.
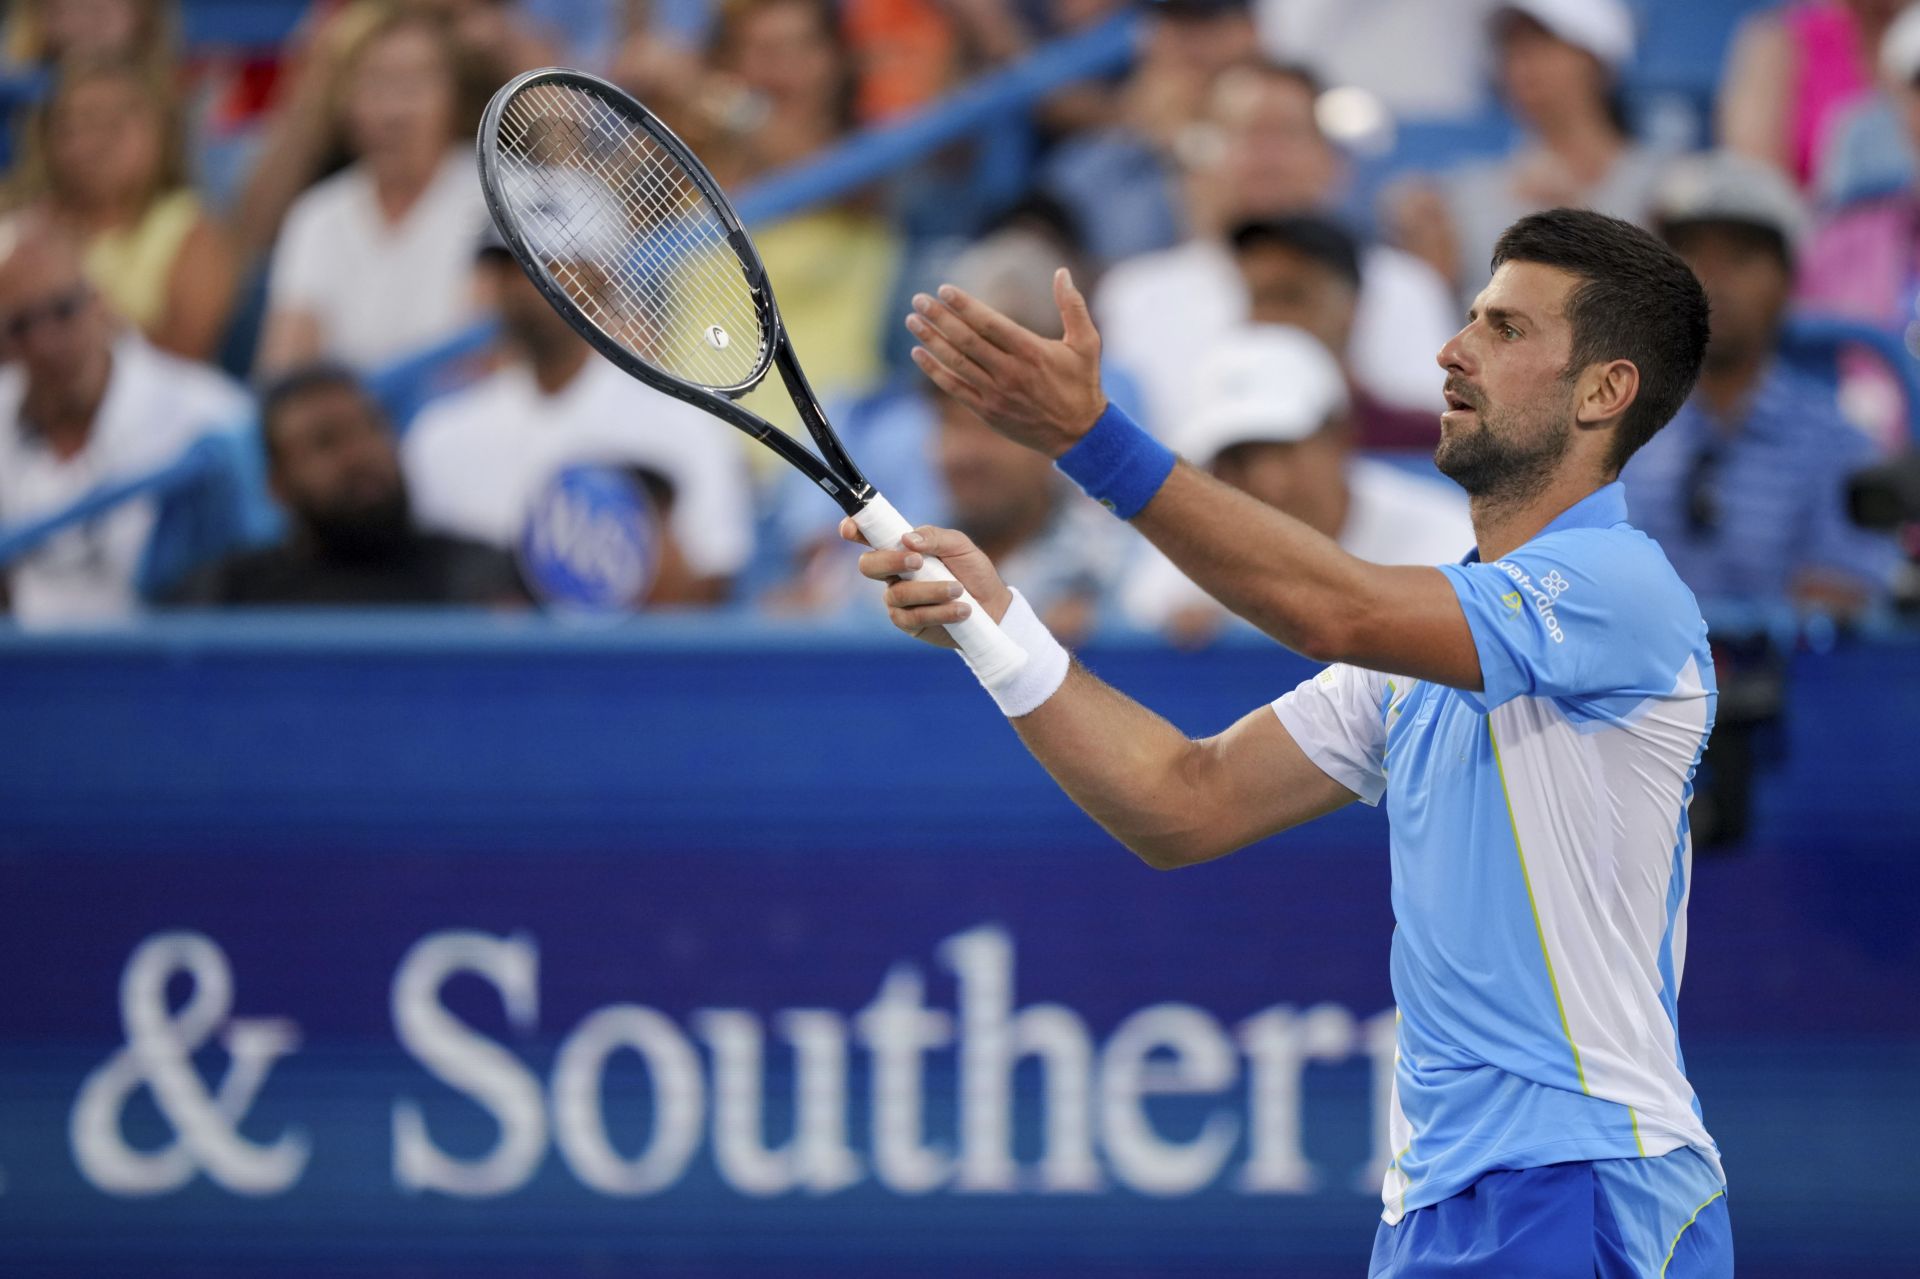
[477, 68, 1027, 685]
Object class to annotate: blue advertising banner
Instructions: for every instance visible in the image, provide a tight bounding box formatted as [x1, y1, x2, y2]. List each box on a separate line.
[0, 617, 1915, 1278]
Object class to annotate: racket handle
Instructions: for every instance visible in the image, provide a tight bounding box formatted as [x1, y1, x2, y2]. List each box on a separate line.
[854, 495, 1030, 689]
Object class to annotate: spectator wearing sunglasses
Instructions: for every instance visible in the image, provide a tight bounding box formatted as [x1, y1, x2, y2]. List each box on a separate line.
[0, 211, 249, 625]
[1622, 150, 1899, 617]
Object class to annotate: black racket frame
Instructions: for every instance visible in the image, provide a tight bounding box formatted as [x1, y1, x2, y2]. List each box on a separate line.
[478, 67, 878, 516]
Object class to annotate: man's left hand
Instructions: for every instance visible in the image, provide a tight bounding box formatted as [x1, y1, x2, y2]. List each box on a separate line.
[904, 268, 1108, 458]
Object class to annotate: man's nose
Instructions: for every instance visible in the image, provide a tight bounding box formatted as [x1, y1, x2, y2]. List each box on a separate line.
[1436, 328, 1473, 376]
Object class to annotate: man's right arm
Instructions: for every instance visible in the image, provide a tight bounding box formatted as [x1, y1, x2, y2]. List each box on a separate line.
[848, 522, 1359, 869]
[1012, 662, 1359, 869]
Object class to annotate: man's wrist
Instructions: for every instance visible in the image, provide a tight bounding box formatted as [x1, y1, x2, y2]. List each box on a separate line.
[1054, 401, 1176, 519]
[1044, 396, 1110, 459]
[964, 588, 1070, 717]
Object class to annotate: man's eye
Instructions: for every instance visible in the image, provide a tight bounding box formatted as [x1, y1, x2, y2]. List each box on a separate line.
[1501, 325, 1520, 340]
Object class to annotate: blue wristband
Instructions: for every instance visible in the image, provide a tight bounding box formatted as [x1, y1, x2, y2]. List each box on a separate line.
[1054, 403, 1176, 519]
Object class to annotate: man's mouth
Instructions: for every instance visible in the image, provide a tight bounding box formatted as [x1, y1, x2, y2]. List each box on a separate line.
[1441, 385, 1479, 418]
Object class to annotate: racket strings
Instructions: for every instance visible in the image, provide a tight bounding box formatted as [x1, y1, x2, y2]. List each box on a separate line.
[505, 92, 752, 381]
[504, 92, 756, 385]
[494, 83, 767, 392]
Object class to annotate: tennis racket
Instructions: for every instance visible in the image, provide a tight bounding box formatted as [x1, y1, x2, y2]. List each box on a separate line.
[476, 68, 1027, 686]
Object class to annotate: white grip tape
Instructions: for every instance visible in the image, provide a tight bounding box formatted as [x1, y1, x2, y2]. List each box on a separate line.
[854, 494, 1030, 690]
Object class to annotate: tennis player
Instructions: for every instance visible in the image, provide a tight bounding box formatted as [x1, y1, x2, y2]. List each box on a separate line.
[850, 208, 1732, 1277]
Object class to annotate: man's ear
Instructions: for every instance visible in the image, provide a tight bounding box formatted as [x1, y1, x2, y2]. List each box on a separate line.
[1574, 358, 1640, 430]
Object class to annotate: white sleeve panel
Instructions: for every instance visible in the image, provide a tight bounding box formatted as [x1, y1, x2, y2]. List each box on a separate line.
[1270, 663, 1392, 806]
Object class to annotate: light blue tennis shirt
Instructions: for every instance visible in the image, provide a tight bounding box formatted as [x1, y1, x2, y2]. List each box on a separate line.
[1272, 482, 1724, 1224]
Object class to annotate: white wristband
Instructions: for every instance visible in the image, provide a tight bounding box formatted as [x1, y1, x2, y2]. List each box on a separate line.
[961, 589, 1070, 716]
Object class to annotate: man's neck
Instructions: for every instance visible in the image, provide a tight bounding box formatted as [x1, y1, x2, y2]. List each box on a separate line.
[1469, 472, 1605, 564]
[1694, 346, 1769, 421]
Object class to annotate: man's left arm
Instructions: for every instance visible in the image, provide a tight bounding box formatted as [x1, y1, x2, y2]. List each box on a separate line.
[905, 273, 1483, 690]
[1127, 458, 1483, 688]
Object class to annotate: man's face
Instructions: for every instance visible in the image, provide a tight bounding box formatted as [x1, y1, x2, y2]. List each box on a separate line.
[1663, 222, 1789, 368]
[1213, 73, 1338, 220]
[1433, 260, 1583, 498]
[1213, 72, 1336, 218]
[935, 392, 1056, 545]
[0, 232, 109, 398]
[1237, 242, 1357, 357]
[269, 384, 409, 548]
[1210, 429, 1347, 538]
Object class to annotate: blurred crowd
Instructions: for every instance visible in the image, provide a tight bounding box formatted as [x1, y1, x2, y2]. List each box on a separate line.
[0, 0, 1915, 641]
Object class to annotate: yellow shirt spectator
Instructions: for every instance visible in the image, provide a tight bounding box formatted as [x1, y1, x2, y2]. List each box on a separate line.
[738, 206, 899, 472]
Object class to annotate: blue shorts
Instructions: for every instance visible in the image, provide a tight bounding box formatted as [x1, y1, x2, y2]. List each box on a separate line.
[1369, 1148, 1731, 1278]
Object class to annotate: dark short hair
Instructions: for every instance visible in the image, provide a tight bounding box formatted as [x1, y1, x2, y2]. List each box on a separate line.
[1229, 214, 1361, 289]
[256, 362, 380, 464]
[1490, 209, 1710, 474]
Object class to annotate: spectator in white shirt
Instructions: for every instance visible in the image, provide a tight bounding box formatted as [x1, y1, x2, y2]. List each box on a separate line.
[256, 9, 491, 375]
[0, 213, 250, 625]
[1118, 325, 1472, 644]
[1095, 60, 1456, 437]
[403, 217, 754, 603]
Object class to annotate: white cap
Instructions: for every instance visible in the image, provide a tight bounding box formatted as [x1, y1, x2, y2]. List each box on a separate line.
[1495, 0, 1636, 73]
[1882, 3, 1920, 85]
[1178, 326, 1348, 465]
[1654, 149, 1810, 257]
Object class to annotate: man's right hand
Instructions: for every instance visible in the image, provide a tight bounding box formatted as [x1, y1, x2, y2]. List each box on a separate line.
[839, 520, 1013, 650]
[903, 268, 1108, 459]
